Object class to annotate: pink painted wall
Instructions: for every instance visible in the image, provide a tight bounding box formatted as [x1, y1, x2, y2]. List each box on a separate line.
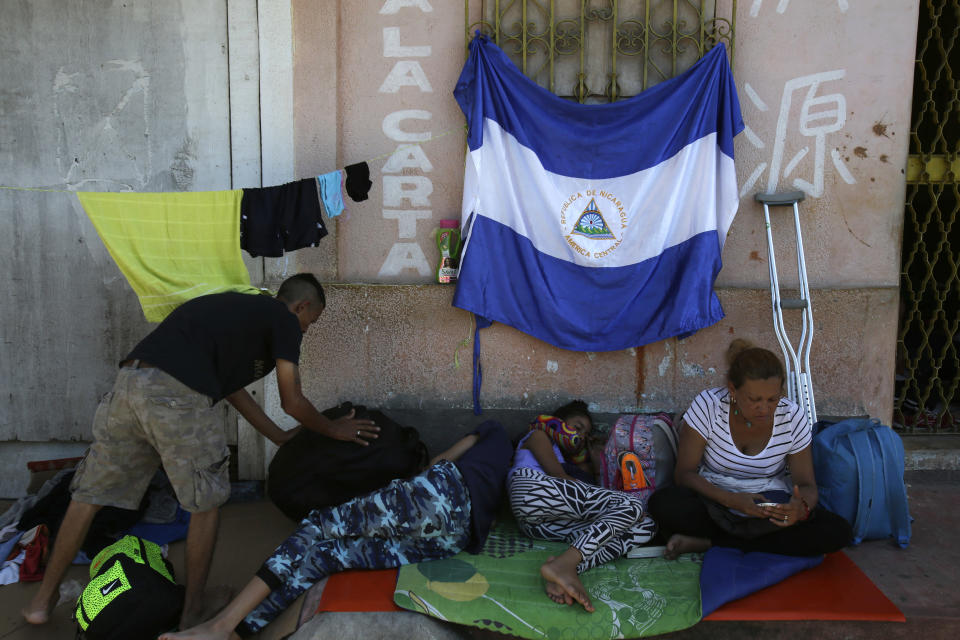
[338, 0, 466, 282]
[289, 0, 918, 423]
[722, 0, 915, 289]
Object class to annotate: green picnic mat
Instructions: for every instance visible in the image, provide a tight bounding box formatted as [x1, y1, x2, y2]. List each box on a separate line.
[394, 519, 702, 639]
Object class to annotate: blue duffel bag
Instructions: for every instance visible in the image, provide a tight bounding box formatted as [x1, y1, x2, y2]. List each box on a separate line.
[812, 418, 911, 548]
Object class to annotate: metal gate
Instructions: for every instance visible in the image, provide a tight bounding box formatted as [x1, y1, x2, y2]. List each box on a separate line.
[895, 1, 959, 433]
[465, 1, 736, 102]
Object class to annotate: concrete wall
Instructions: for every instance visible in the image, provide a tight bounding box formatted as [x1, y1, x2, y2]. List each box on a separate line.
[0, 0, 233, 441]
[286, 0, 917, 426]
[0, 1, 919, 493]
[296, 285, 898, 419]
[0, 0, 239, 496]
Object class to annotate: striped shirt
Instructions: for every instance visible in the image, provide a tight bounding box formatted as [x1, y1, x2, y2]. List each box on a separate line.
[683, 387, 811, 483]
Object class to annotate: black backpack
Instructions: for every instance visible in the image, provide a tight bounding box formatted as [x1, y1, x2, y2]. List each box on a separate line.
[267, 403, 430, 520]
[75, 535, 184, 640]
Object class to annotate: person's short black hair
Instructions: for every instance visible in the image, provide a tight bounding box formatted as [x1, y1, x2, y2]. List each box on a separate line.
[276, 273, 326, 308]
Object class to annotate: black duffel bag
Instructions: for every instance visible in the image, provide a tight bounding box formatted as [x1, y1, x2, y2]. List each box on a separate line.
[267, 402, 430, 521]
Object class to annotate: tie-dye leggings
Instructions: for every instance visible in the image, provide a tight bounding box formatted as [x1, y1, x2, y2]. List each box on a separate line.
[237, 460, 472, 636]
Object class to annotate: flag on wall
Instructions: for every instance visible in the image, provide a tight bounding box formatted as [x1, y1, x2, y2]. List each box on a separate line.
[452, 35, 744, 352]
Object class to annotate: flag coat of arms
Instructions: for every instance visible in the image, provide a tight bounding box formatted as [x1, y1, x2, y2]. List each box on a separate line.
[453, 35, 744, 351]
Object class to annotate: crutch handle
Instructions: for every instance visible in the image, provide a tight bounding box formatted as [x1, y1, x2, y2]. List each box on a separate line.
[755, 191, 806, 206]
[780, 298, 808, 310]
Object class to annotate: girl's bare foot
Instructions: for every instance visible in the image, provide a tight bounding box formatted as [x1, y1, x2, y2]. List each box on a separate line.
[541, 557, 572, 605]
[540, 550, 595, 613]
[664, 534, 711, 560]
[544, 581, 570, 604]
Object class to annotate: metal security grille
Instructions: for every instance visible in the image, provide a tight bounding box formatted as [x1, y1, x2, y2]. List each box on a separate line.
[465, 0, 736, 102]
[896, 1, 959, 433]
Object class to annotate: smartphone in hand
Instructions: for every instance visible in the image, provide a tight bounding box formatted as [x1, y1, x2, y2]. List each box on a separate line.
[754, 489, 792, 507]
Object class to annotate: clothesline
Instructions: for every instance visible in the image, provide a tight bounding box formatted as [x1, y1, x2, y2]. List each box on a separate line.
[0, 122, 469, 325]
[0, 186, 75, 193]
[367, 123, 465, 163]
[0, 124, 467, 194]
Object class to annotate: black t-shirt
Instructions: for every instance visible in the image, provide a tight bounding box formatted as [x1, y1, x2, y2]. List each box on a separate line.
[453, 420, 514, 553]
[125, 292, 302, 402]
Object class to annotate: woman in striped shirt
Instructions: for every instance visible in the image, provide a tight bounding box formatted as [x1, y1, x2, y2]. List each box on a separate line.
[648, 340, 851, 559]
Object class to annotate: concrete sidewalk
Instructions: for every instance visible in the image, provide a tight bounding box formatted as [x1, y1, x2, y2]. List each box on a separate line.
[1, 444, 957, 639]
[648, 471, 958, 640]
[0, 498, 305, 640]
[0, 475, 956, 639]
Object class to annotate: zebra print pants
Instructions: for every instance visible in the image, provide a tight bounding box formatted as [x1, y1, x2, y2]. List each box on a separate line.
[508, 467, 657, 573]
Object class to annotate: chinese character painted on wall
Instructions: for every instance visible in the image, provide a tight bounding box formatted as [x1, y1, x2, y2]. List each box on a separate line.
[749, 0, 849, 18]
[740, 70, 856, 199]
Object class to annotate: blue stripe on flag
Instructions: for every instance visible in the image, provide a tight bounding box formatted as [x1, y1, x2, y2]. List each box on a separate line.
[453, 216, 726, 351]
[454, 35, 743, 179]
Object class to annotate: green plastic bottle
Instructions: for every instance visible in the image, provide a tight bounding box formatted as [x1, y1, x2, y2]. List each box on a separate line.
[436, 219, 461, 283]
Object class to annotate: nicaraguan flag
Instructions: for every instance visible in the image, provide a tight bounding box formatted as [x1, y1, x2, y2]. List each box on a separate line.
[453, 35, 744, 351]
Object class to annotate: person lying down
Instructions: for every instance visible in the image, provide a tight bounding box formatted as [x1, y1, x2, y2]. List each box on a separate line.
[161, 421, 513, 640]
[509, 401, 657, 613]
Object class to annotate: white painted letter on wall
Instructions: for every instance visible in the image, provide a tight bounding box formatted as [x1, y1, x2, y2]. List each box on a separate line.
[383, 209, 432, 238]
[382, 144, 433, 173]
[749, 0, 848, 17]
[383, 175, 433, 207]
[383, 27, 431, 57]
[378, 60, 433, 93]
[380, 0, 434, 14]
[382, 110, 432, 141]
[377, 4, 436, 281]
[378, 242, 431, 277]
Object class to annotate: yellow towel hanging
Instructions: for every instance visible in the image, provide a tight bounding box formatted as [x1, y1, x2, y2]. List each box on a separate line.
[79, 190, 260, 322]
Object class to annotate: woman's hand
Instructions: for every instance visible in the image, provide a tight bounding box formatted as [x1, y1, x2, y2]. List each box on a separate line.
[765, 484, 808, 527]
[726, 492, 773, 518]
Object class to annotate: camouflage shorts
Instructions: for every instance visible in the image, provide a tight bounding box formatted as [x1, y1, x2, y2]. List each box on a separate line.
[71, 366, 230, 512]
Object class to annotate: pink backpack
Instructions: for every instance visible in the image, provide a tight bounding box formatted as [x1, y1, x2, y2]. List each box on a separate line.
[600, 414, 678, 509]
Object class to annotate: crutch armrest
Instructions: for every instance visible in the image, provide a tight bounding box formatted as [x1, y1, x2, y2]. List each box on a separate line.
[755, 191, 806, 206]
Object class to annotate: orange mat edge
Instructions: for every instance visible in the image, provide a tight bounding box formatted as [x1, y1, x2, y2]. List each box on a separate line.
[703, 551, 906, 622]
[315, 568, 402, 613]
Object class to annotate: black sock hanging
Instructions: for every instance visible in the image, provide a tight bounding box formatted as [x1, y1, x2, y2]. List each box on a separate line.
[344, 162, 372, 202]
